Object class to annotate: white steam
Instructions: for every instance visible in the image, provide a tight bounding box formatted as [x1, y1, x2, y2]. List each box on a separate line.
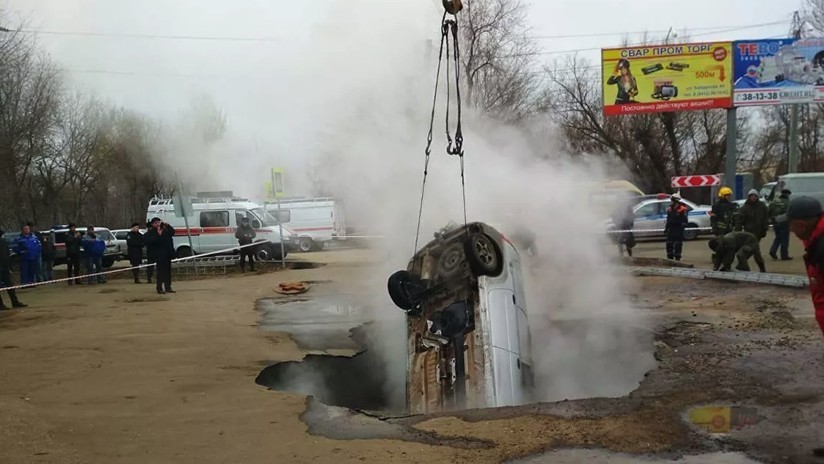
[151, 0, 655, 405]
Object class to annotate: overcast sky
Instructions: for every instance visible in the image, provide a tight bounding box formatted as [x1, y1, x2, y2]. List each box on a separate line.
[0, 0, 805, 194]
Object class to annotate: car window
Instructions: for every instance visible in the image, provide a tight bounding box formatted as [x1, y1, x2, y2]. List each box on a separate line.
[53, 232, 68, 244]
[634, 203, 659, 218]
[115, 231, 128, 240]
[276, 209, 291, 223]
[201, 211, 229, 228]
[96, 230, 114, 240]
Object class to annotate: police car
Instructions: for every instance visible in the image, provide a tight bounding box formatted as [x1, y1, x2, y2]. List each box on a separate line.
[609, 195, 712, 240]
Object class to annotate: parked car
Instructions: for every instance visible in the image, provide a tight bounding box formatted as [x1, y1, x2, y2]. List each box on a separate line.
[46, 226, 121, 268]
[2, 232, 20, 259]
[759, 182, 777, 200]
[607, 197, 712, 240]
[387, 222, 534, 413]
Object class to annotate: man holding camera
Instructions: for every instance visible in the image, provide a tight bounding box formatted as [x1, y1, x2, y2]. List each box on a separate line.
[144, 217, 176, 295]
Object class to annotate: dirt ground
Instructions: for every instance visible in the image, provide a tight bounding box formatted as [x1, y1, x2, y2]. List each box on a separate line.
[1, 247, 823, 464]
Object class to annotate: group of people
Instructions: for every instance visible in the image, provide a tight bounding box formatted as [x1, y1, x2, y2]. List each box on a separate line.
[612, 186, 798, 273]
[124, 217, 177, 295]
[708, 187, 793, 272]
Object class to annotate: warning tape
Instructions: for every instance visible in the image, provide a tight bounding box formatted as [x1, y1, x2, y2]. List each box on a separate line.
[0, 240, 273, 293]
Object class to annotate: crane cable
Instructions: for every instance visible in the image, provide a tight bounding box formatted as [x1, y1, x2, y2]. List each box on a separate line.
[413, 10, 468, 256]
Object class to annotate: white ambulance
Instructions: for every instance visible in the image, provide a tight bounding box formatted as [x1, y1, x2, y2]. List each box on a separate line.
[263, 197, 347, 252]
[146, 196, 295, 260]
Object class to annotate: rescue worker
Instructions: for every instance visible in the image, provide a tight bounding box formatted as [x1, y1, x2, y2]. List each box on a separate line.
[144, 217, 176, 295]
[736, 188, 770, 272]
[611, 197, 636, 258]
[13, 224, 42, 285]
[768, 188, 792, 261]
[708, 231, 765, 272]
[126, 223, 145, 284]
[235, 217, 257, 272]
[710, 186, 738, 236]
[81, 226, 107, 284]
[664, 193, 688, 261]
[65, 223, 83, 285]
[0, 229, 26, 310]
[775, 196, 824, 459]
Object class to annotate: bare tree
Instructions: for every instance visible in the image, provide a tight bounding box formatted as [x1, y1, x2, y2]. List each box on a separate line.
[458, 0, 541, 122]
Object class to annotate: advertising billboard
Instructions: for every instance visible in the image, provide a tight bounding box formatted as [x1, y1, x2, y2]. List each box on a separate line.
[733, 38, 824, 106]
[602, 42, 734, 116]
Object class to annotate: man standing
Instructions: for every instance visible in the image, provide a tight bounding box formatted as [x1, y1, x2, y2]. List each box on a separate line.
[708, 231, 764, 272]
[144, 217, 176, 295]
[664, 194, 688, 261]
[41, 233, 55, 281]
[611, 197, 635, 258]
[126, 223, 145, 284]
[235, 217, 257, 272]
[0, 230, 26, 310]
[710, 187, 738, 236]
[777, 196, 824, 459]
[13, 224, 42, 285]
[81, 226, 107, 284]
[65, 223, 83, 285]
[735, 189, 769, 273]
[769, 188, 793, 261]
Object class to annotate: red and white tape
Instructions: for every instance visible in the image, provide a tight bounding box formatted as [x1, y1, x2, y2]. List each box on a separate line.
[0, 240, 273, 293]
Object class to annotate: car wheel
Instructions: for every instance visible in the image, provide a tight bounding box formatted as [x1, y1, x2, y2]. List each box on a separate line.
[387, 270, 425, 310]
[176, 246, 194, 259]
[683, 224, 699, 241]
[463, 233, 504, 277]
[102, 257, 115, 268]
[437, 243, 465, 278]
[298, 238, 313, 253]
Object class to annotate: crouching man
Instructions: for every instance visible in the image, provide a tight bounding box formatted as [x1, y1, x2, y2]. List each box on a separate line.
[708, 231, 765, 272]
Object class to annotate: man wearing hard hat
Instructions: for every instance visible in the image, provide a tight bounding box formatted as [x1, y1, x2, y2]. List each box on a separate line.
[711, 187, 738, 236]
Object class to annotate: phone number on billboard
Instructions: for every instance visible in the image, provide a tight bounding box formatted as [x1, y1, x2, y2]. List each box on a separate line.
[734, 91, 779, 103]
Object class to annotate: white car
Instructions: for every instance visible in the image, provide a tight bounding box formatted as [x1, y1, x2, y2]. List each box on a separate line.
[608, 197, 712, 240]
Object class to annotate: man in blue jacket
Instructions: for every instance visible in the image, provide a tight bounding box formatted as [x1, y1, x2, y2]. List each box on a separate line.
[82, 226, 107, 284]
[13, 224, 42, 285]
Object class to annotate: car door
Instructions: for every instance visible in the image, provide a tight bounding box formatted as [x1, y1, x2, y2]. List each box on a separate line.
[633, 201, 663, 236]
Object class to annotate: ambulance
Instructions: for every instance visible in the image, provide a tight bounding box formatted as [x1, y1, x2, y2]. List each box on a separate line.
[146, 195, 296, 260]
[263, 197, 347, 252]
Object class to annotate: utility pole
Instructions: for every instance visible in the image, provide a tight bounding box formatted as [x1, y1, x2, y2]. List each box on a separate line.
[788, 10, 804, 174]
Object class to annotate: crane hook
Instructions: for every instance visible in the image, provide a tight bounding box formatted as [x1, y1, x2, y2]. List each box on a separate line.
[443, 0, 463, 15]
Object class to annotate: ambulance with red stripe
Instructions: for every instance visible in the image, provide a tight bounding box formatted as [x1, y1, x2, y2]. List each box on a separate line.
[147, 197, 296, 260]
[263, 197, 347, 252]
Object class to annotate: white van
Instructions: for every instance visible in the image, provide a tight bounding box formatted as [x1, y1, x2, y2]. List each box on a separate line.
[263, 197, 347, 252]
[388, 222, 533, 414]
[769, 173, 824, 204]
[147, 197, 295, 260]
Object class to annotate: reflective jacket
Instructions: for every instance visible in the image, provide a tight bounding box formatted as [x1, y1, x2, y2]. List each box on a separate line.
[711, 199, 738, 236]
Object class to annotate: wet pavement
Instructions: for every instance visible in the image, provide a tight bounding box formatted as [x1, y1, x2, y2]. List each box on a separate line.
[256, 277, 824, 464]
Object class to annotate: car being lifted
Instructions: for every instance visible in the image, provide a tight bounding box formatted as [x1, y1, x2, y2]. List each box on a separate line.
[388, 222, 534, 414]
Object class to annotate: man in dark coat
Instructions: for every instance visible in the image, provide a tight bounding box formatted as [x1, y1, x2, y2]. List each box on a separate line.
[235, 217, 257, 272]
[65, 223, 83, 285]
[144, 217, 176, 294]
[664, 194, 688, 261]
[0, 229, 26, 310]
[736, 189, 770, 272]
[126, 223, 145, 284]
[708, 231, 765, 272]
[769, 188, 792, 261]
[611, 196, 636, 257]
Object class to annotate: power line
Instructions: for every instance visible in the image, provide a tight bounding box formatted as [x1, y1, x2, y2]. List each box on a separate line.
[514, 20, 792, 57]
[17, 29, 283, 43]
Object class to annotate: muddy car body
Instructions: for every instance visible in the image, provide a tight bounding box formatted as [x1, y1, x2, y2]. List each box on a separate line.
[388, 222, 533, 414]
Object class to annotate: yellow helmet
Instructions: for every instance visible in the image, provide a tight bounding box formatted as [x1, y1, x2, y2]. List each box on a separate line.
[718, 187, 733, 197]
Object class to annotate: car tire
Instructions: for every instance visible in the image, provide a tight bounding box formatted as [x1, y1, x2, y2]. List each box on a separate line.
[387, 270, 425, 310]
[463, 233, 504, 277]
[102, 257, 115, 268]
[683, 224, 699, 241]
[176, 246, 194, 259]
[437, 243, 465, 278]
[298, 238, 313, 253]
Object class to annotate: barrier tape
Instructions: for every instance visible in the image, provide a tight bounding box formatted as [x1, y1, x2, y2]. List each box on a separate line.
[0, 240, 273, 293]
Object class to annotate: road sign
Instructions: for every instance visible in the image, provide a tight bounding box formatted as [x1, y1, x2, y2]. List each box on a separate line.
[671, 174, 721, 188]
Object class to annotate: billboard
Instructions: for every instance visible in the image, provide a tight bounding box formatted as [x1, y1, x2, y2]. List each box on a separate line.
[602, 42, 733, 116]
[733, 38, 824, 106]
